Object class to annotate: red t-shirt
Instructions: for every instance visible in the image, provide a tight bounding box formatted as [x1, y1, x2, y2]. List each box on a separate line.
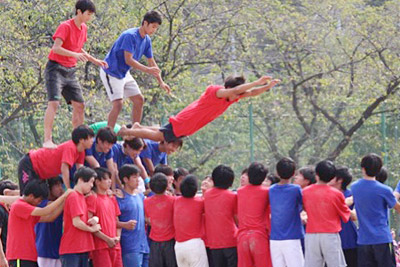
[303, 184, 351, 233]
[237, 185, 270, 236]
[48, 18, 88, 67]
[204, 188, 238, 249]
[173, 196, 204, 242]
[86, 193, 121, 250]
[144, 194, 175, 242]
[30, 140, 85, 180]
[59, 191, 95, 254]
[6, 199, 40, 261]
[169, 85, 240, 137]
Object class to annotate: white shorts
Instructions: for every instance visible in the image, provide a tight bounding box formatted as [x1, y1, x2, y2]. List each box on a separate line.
[37, 257, 62, 267]
[100, 68, 141, 102]
[175, 238, 209, 267]
[270, 239, 304, 267]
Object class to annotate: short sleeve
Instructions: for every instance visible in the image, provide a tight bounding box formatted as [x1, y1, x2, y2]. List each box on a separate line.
[336, 192, 351, 223]
[106, 148, 114, 160]
[85, 146, 94, 157]
[67, 193, 85, 219]
[140, 142, 152, 159]
[86, 194, 97, 214]
[14, 201, 36, 220]
[144, 198, 150, 217]
[61, 144, 76, 167]
[296, 187, 303, 213]
[232, 194, 238, 215]
[144, 37, 153, 59]
[112, 196, 121, 217]
[120, 34, 135, 54]
[383, 187, 397, 209]
[53, 22, 70, 42]
[76, 151, 85, 165]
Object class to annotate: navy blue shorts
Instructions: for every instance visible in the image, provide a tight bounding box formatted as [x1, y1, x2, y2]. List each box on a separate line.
[159, 123, 183, 143]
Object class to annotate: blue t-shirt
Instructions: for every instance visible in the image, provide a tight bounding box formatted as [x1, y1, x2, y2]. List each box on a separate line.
[339, 189, 358, 249]
[117, 191, 149, 255]
[269, 183, 304, 240]
[104, 28, 153, 79]
[139, 139, 167, 171]
[85, 139, 114, 168]
[112, 143, 134, 169]
[351, 179, 396, 245]
[35, 200, 63, 259]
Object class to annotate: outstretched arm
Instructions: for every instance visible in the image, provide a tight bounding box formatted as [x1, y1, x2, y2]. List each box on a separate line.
[216, 76, 272, 99]
[82, 49, 108, 68]
[124, 51, 160, 77]
[31, 189, 72, 217]
[239, 79, 280, 99]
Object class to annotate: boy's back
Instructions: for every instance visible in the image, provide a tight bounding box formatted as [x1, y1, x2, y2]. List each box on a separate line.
[303, 184, 350, 233]
[173, 196, 204, 242]
[59, 190, 94, 255]
[269, 183, 303, 240]
[351, 179, 396, 245]
[237, 185, 269, 233]
[144, 194, 175, 242]
[204, 187, 237, 249]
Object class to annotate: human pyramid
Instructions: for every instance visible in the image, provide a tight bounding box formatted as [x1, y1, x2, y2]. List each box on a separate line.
[1, 1, 399, 267]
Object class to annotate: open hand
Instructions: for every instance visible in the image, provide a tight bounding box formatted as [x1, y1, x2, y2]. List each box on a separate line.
[160, 82, 171, 94]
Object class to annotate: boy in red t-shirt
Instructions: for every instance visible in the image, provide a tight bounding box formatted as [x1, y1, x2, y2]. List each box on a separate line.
[118, 76, 280, 142]
[43, 0, 107, 149]
[59, 167, 101, 267]
[144, 173, 177, 267]
[204, 165, 238, 267]
[303, 160, 351, 267]
[17, 125, 95, 191]
[237, 162, 272, 267]
[86, 167, 122, 267]
[174, 175, 208, 267]
[6, 179, 71, 267]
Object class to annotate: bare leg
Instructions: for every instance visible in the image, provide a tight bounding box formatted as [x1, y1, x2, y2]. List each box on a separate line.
[43, 101, 60, 148]
[71, 101, 85, 128]
[129, 94, 144, 123]
[118, 123, 165, 142]
[107, 99, 123, 129]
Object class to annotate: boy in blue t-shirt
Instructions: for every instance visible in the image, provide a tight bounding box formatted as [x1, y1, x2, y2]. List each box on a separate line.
[269, 157, 304, 267]
[100, 10, 171, 129]
[116, 164, 149, 267]
[328, 167, 358, 267]
[351, 153, 400, 267]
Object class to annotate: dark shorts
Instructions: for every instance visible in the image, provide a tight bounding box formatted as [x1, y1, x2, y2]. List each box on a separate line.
[9, 260, 38, 267]
[17, 154, 40, 195]
[149, 239, 177, 267]
[358, 243, 395, 267]
[210, 247, 238, 267]
[45, 60, 84, 104]
[159, 123, 183, 143]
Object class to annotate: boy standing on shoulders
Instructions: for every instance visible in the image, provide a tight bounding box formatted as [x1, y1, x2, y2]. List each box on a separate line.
[43, 0, 107, 148]
[352, 153, 400, 267]
[237, 162, 272, 267]
[269, 158, 304, 267]
[101, 10, 171, 128]
[303, 160, 351, 267]
[59, 167, 101, 267]
[6, 180, 71, 267]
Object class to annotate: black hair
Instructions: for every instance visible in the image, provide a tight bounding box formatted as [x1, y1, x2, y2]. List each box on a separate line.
[118, 164, 140, 185]
[154, 164, 173, 176]
[315, 160, 336, 183]
[162, 139, 183, 148]
[248, 162, 268, 185]
[0, 180, 18, 195]
[150, 173, 168, 194]
[75, 0, 96, 15]
[96, 127, 117, 144]
[276, 157, 296, 179]
[23, 180, 49, 199]
[267, 174, 280, 185]
[361, 153, 382, 177]
[173, 167, 189, 181]
[94, 167, 112, 181]
[123, 137, 147, 150]
[72, 125, 95, 145]
[180, 175, 198, 198]
[211, 165, 234, 189]
[142, 10, 162, 25]
[47, 177, 63, 191]
[74, 166, 97, 184]
[241, 168, 248, 175]
[376, 166, 388, 184]
[224, 76, 246, 89]
[298, 166, 316, 185]
[335, 167, 353, 190]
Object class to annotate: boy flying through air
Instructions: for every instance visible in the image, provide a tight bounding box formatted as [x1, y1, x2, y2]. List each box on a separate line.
[118, 75, 280, 142]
